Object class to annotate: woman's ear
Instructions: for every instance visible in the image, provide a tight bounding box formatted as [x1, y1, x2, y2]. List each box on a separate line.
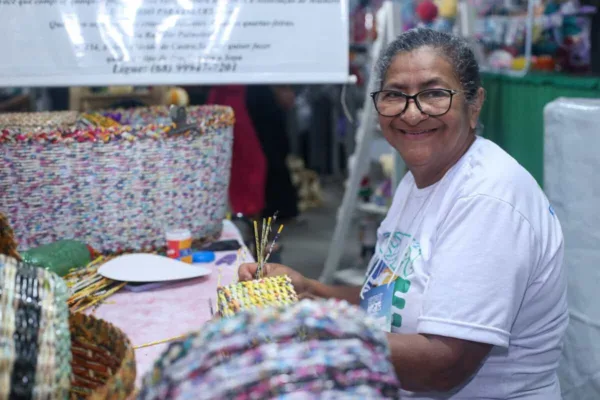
[469, 87, 485, 131]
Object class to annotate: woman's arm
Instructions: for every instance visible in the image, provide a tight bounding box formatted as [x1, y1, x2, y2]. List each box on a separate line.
[305, 278, 362, 305]
[304, 276, 493, 390]
[387, 333, 492, 392]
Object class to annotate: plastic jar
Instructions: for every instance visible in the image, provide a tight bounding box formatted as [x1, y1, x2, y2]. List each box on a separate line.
[166, 229, 192, 264]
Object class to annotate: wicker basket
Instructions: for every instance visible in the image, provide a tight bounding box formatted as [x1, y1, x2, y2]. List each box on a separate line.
[69, 313, 136, 400]
[0, 212, 20, 261]
[217, 275, 298, 317]
[0, 106, 234, 253]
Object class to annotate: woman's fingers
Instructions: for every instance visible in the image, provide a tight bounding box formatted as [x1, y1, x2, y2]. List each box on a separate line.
[239, 262, 297, 282]
[298, 292, 320, 301]
[238, 263, 258, 281]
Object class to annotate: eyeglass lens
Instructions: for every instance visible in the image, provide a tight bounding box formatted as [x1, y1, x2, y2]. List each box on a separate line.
[374, 89, 452, 117]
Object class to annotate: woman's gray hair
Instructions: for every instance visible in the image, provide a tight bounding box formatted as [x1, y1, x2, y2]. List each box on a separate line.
[376, 28, 482, 104]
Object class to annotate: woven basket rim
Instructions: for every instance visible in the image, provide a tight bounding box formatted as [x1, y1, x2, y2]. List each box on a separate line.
[69, 312, 136, 399]
[0, 105, 235, 144]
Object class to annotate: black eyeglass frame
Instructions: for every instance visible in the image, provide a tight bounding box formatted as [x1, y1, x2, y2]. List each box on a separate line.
[370, 88, 459, 117]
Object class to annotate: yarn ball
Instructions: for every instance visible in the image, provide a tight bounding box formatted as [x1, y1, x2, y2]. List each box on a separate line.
[488, 49, 515, 69]
[165, 87, 190, 107]
[436, 0, 457, 19]
[416, 0, 438, 23]
[139, 299, 401, 399]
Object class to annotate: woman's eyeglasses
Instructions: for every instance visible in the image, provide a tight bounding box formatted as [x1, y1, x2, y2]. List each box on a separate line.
[370, 88, 459, 117]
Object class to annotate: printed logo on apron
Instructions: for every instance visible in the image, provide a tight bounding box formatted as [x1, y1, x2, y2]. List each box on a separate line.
[360, 233, 422, 332]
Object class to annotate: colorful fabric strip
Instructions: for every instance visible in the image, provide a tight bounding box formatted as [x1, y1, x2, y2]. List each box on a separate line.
[0, 255, 71, 400]
[10, 265, 41, 399]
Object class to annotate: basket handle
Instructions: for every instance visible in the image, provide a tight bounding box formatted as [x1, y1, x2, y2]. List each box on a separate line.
[169, 105, 196, 135]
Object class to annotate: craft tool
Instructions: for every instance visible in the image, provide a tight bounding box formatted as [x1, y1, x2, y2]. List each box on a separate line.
[63, 256, 128, 313]
[134, 334, 188, 350]
[73, 282, 128, 313]
[253, 221, 260, 267]
[264, 224, 284, 264]
[261, 218, 271, 262]
[255, 218, 268, 279]
[260, 218, 267, 263]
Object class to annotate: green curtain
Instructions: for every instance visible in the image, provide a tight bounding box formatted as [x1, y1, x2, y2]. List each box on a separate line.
[479, 72, 600, 187]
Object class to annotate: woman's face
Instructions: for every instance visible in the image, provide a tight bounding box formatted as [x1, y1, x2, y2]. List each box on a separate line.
[378, 47, 483, 182]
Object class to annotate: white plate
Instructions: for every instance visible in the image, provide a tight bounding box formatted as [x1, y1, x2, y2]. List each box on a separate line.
[98, 253, 212, 282]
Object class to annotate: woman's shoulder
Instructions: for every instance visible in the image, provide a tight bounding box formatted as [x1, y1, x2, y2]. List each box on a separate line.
[448, 137, 561, 251]
[455, 137, 543, 203]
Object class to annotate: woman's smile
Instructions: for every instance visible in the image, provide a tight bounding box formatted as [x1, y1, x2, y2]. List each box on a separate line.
[394, 126, 439, 139]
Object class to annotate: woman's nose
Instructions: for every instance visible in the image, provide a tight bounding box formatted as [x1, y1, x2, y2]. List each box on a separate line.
[400, 99, 427, 125]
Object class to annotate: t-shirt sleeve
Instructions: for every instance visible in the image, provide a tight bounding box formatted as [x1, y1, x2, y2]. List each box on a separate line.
[417, 194, 537, 348]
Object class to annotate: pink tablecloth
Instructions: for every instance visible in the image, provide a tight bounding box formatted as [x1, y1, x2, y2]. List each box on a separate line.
[92, 220, 249, 387]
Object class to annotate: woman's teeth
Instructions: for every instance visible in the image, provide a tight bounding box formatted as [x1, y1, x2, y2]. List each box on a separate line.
[402, 128, 436, 135]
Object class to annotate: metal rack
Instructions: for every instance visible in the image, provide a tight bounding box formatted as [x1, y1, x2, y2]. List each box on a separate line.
[319, 1, 406, 285]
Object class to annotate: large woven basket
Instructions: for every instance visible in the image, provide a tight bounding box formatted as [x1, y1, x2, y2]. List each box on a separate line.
[0, 106, 234, 253]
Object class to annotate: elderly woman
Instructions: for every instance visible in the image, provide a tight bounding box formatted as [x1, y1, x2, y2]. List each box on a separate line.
[240, 29, 568, 399]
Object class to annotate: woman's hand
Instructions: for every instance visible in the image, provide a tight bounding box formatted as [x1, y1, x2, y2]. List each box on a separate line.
[238, 262, 312, 297]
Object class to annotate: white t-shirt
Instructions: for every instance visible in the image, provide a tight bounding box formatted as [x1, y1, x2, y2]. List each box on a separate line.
[360, 136, 568, 399]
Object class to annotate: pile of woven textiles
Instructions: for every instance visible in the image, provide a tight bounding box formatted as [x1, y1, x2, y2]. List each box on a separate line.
[139, 298, 401, 400]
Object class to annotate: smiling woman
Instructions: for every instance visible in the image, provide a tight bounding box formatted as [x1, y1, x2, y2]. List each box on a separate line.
[373, 32, 484, 189]
[239, 28, 568, 400]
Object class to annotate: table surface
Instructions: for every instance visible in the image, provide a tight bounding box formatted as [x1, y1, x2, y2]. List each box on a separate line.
[92, 220, 250, 387]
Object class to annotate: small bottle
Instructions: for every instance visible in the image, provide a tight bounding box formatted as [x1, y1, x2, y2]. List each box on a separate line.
[166, 229, 193, 264]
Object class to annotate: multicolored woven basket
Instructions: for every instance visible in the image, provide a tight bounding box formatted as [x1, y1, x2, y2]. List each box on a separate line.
[216, 275, 298, 317]
[139, 299, 401, 399]
[0, 254, 72, 400]
[0, 106, 234, 253]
